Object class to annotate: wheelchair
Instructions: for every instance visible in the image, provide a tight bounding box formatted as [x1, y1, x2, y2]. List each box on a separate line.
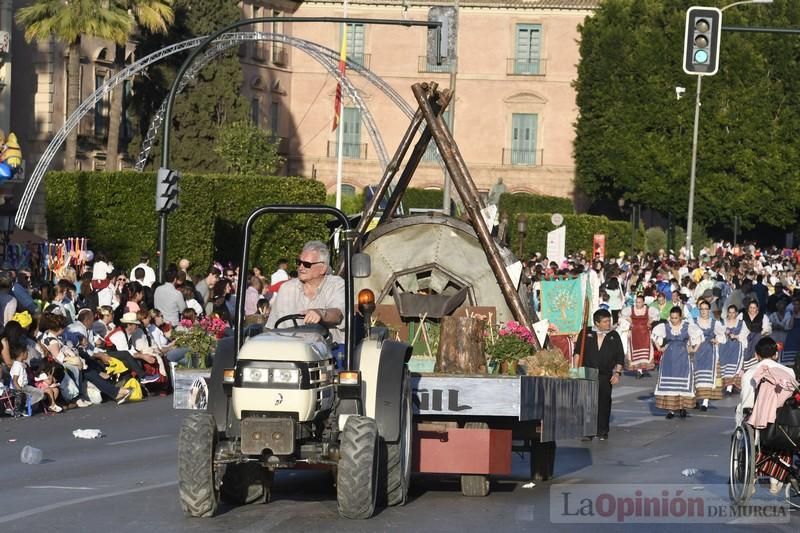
[729, 405, 800, 510]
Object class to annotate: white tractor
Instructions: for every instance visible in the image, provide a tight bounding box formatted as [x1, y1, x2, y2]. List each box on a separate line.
[177, 205, 413, 519]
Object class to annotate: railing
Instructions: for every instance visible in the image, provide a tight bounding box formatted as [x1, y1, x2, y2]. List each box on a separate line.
[327, 141, 368, 160]
[418, 56, 451, 73]
[502, 148, 543, 166]
[506, 58, 547, 76]
[347, 53, 370, 69]
[272, 46, 289, 66]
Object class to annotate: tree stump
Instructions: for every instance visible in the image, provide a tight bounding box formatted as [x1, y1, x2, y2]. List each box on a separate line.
[436, 316, 487, 374]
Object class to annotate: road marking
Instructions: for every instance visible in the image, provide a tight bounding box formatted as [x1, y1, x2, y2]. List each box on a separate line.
[105, 434, 172, 446]
[0, 481, 177, 523]
[25, 486, 96, 491]
[616, 417, 655, 428]
[640, 454, 671, 463]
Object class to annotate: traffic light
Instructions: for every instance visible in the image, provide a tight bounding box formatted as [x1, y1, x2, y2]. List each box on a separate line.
[156, 167, 180, 213]
[683, 6, 722, 76]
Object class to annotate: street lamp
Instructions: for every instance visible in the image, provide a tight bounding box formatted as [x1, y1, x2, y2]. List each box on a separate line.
[683, 0, 773, 260]
[517, 213, 527, 259]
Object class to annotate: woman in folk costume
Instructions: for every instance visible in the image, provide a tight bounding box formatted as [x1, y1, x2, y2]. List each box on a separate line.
[740, 300, 771, 373]
[618, 294, 659, 378]
[780, 296, 800, 368]
[652, 306, 703, 419]
[691, 299, 725, 410]
[768, 299, 790, 363]
[718, 304, 748, 393]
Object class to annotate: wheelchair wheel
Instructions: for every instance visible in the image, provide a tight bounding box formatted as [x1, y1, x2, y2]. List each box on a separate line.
[729, 424, 755, 504]
[785, 477, 800, 511]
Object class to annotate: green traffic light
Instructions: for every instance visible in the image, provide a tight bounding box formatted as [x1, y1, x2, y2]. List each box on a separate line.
[694, 49, 709, 64]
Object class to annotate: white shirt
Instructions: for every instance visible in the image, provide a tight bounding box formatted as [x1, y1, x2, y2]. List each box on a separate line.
[130, 263, 157, 288]
[10, 360, 27, 387]
[97, 285, 115, 308]
[270, 268, 289, 286]
[92, 261, 114, 281]
[108, 329, 135, 352]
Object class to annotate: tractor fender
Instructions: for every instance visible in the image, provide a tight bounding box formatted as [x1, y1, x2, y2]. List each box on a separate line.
[371, 340, 412, 443]
[208, 337, 236, 435]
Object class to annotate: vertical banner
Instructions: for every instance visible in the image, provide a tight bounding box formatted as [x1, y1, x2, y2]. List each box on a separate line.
[593, 234, 605, 260]
[540, 274, 587, 334]
[546, 225, 566, 265]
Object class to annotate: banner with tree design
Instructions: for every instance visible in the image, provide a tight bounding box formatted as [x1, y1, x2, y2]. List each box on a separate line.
[540, 274, 588, 334]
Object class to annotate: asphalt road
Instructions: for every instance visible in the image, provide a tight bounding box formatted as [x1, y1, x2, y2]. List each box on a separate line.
[0, 376, 798, 532]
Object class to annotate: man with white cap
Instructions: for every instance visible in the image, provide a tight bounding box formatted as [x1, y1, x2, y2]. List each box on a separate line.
[106, 312, 155, 377]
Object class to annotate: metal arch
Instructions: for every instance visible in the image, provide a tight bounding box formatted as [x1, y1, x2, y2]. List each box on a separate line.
[16, 31, 427, 229]
[136, 32, 409, 172]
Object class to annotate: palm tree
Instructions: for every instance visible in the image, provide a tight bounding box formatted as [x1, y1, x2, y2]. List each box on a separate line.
[16, 0, 132, 170]
[105, 1, 175, 170]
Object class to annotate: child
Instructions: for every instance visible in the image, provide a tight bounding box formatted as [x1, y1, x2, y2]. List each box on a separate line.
[34, 365, 62, 413]
[9, 344, 46, 414]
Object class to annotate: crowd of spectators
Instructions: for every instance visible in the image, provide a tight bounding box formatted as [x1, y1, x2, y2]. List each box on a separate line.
[0, 252, 294, 417]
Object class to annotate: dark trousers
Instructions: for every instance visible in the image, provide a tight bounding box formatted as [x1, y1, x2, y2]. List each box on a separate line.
[597, 373, 613, 436]
[82, 370, 119, 400]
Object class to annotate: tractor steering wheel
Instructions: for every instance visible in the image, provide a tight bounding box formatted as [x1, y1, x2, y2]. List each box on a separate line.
[272, 313, 332, 341]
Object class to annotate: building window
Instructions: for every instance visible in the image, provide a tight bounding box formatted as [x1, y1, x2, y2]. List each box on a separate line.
[341, 184, 356, 196]
[251, 97, 260, 127]
[422, 109, 451, 161]
[122, 80, 133, 141]
[338, 107, 361, 159]
[272, 11, 287, 65]
[509, 113, 538, 166]
[514, 24, 542, 75]
[270, 101, 279, 134]
[346, 23, 365, 65]
[94, 72, 108, 138]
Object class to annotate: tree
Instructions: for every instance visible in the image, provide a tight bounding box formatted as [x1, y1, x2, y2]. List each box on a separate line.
[214, 121, 284, 175]
[573, 0, 800, 234]
[105, 1, 175, 171]
[127, 0, 249, 173]
[16, 0, 132, 170]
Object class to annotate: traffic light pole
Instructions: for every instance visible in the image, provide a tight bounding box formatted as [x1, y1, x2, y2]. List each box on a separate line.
[158, 212, 167, 281]
[685, 75, 703, 261]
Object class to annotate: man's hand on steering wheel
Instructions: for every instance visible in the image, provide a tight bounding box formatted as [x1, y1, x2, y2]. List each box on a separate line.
[304, 309, 323, 325]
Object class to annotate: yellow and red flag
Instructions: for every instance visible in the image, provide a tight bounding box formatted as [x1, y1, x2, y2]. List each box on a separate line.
[332, 26, 348, 131]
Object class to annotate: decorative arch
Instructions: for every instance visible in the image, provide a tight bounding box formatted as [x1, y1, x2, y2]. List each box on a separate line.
[16, 32, 427, 229]
[503, 91, 548, 105]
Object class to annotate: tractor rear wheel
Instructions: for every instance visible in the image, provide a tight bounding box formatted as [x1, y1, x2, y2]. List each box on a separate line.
[384, 368, 412, 506]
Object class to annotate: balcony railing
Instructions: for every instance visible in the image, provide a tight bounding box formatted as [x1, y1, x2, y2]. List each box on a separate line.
[418, 56, 451, 74]
[502, 148, 543, 166]
[327, 141, 368, 160]
[347, 53, 371, 69]
[272, 47, 289, 67]
[506, 58, 547, 76]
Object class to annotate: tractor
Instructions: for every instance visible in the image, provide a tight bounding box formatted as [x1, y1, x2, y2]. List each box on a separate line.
[177, 205, 413, 519]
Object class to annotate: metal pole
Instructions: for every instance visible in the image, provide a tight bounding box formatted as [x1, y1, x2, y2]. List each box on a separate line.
[334, 1, 349, 211]
[158, 212, 167, 282]
[442, 0, 458, 216]
[685, 75, 703, 260]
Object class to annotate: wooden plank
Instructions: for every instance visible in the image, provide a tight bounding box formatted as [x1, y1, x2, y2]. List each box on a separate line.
[412, 374, 521, 418]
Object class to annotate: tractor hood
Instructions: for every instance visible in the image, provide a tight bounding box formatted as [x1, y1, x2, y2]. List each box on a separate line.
[238, 330, 330, 363]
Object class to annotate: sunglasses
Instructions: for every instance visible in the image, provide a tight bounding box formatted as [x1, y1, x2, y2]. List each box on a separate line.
[296, 258, 324, 269]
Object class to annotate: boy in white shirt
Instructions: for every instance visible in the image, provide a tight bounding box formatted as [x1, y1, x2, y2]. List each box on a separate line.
[9, 344, 45, 412]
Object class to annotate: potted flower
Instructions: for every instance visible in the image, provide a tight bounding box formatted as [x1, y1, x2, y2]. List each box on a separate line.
[172, 320, 218, 368]
[485, 320, 536, 375]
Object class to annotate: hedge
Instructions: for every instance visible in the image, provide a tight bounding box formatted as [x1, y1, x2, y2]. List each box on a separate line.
[497, 192, 575, 218]
[507, 213, 645, 260]
[45, 171, 327, 273]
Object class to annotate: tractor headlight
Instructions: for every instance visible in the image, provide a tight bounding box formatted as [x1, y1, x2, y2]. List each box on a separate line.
[271, 368, 300, 384]
[242, 367, 271, 384]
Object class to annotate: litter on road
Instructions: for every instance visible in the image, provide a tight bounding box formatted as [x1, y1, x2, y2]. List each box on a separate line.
[73, 429, 104, 439]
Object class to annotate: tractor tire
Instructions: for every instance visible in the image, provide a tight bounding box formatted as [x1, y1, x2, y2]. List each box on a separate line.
[337, 416, 380, 519]
[460, 422, 490, 497]
[384, 368, 412, 506]
[221, 463, 273, 505]
[178, 413, 220, 517]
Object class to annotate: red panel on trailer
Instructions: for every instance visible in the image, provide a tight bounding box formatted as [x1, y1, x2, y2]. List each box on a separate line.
[414, 428, 513, 475]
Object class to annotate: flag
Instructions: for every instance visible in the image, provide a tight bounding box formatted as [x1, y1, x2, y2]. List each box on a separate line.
[332, 25, 348, 131]
[540, 274, 588, 334]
